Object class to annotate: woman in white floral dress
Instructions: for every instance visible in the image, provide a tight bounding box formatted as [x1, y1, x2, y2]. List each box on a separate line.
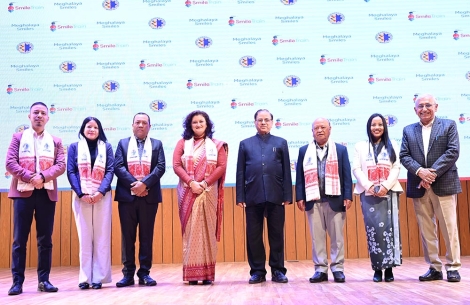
[353, 113, 403, 282]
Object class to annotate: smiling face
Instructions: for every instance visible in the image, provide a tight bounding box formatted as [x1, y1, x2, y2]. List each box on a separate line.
[84, 120, 99, 141]
[312, 118, 331, 146]
[414, 95, 438, 125]
[191, 114, 207, 138]
[370, 116, 384, 143]
[254, 111, 273, 135]
[28, 104, 49, 133]
[132, 114, 150, 140]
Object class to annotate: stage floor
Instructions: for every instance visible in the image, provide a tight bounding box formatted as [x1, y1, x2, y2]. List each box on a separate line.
[1, 257, 469, 305]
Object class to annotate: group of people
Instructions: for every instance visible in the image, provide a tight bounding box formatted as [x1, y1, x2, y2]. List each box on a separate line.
[5, 93, 462, 296]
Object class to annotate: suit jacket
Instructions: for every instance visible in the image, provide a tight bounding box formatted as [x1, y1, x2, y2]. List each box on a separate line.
[352, 140, 403, 194]
[114, 137, 166, 203]
[236, 134, 292, 206]
[399, 117, 461, 198]
[5, 131, 66, 201]
[67, 141, 114, 197]
[295, 142, 353, 212]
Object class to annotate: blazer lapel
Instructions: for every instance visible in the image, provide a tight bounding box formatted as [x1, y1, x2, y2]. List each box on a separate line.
[413, 123, 425, 157]
[428, 118, 441, 154]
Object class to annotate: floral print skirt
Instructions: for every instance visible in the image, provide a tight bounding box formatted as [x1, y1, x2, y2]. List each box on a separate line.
[360, 191, 402, 270]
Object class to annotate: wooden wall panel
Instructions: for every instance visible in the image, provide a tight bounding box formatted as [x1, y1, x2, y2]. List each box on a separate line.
[171, 189, 183, 264]
[0, 193, 12, 268]
[233, 201, 246, 262]
[0, 181, 468, 269]
[60, 191, 72, 266]
[222, 188, 235, 262]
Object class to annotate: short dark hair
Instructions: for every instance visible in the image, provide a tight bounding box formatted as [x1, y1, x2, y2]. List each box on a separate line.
[366, 113, 396, 164]
[254, 109, 273, 120]
[30, 102, 48, 111]
[78, 117, 108, 142]
[182, 110, 214, 140]
[133, 112, 151, 125]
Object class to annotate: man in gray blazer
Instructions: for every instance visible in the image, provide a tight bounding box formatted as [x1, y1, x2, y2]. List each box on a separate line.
[400, 94, 462, 282]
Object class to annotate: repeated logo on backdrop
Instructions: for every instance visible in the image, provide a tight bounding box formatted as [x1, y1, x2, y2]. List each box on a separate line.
[102, 0, 119, 10]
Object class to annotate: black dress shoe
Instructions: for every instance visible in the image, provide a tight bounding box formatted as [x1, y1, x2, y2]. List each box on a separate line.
[38, 280, 59, 292]
[332, 271, 345, 283]
[91, 283, 102, 289]
[188, 281, 198, 285]
[309, 272, 328, 283]
[272, 270, 288, 283]
[384, 268, 394, 282]
[447, 270, 461, 282]
[8, 283, 23, 295]
[116, 276, 135, 287]
[139, 275, 157, 286]
[373, 270, 383, 282]
[78, 282, 90, 289]
[248, 274, 266, 284]
[202, 280, 212, 285]
[419, 268, 443, 281]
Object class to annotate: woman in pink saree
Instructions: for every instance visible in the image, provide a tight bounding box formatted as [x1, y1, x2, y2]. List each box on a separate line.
[173, 111, 228, 285]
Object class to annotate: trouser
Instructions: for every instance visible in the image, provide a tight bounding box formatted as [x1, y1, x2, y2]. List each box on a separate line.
[73, 192, 112, 284]
[413, 188, 461, 271]
[245, 202, 286, 276]
[118, 198, 158, 278]
[11, 189, 56, 283]
[306, 202, 345, 273]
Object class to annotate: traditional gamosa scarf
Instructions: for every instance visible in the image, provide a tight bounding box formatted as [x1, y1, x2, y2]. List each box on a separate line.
[365, 141, 392, 191]
[17, 128, 55, 191]
[303, 139, 341, 201]
[77, 138, 107, 195]
[127, 136, 152, 181]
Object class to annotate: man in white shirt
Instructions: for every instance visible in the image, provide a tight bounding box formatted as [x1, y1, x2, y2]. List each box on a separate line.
[400, 94, 462, 282]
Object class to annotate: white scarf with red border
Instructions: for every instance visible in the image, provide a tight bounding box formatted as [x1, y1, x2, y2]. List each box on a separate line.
[17, 128, 54, 191]
[77, 138, 107, 195]
[127, 136, 152, 181]
[364, 141, 392, 195]
[303, 139, 341, 201]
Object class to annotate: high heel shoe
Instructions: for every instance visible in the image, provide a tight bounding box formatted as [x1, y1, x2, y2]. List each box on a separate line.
[373, 270, 383, 282]
[384, 268, 394, 282]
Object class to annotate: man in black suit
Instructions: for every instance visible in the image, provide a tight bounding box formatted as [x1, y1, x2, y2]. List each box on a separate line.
[400, 94, 462, 282]
[295, 118, 352, 283]
[114, 112, 165, 287]
[236, 109, 292, 284]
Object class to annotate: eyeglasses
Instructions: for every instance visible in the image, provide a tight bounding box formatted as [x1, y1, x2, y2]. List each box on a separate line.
[256, 119, 272, 123]
[313, 126, 328, 131]
[416, 103, 435, 109]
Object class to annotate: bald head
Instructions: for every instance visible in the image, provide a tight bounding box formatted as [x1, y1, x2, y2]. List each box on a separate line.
[312, 118, 331, 146]
[414, 94, 438, 126]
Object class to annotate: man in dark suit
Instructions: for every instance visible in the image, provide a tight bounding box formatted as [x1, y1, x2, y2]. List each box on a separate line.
[6, 102, 66, 295]
[114, 112, 165, 287]
[295, 118, 352, 283]
[400, 94, 462, 282]
[236, 109, 292, 284]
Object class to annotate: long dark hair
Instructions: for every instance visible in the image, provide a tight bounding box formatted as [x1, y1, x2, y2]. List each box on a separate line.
[78, 117, 108, 142]
[182, 110, 214, 140]
[366, 113, 396, 163]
